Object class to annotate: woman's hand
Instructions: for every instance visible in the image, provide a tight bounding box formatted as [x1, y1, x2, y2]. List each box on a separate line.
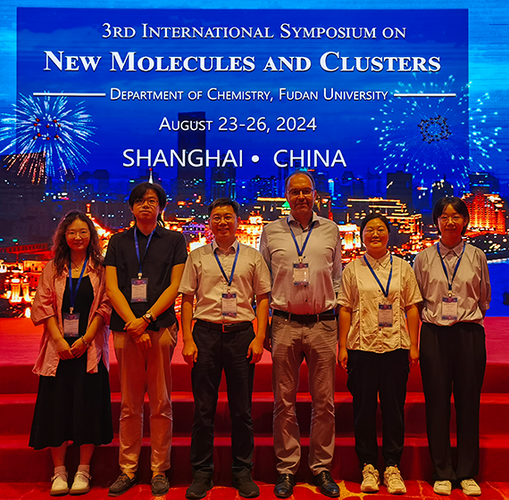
[70, 337, 88, 358]
[409, 345, 420, 368]
[55, 337, 74, 360]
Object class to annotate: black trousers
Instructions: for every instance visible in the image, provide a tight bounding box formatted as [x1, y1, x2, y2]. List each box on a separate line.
[190, 320, 255, 475]
[347, 349, 409, 468]
[420, 322, 486, 481]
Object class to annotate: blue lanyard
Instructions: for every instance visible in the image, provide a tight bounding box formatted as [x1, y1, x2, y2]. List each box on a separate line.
[437, 242, 465, 293]
[363, 253, 393, 298]
[213, 243, 240, 288]
[68, 255, 89, 314]
[287, 217, 315, 261]
[134, 227, 156, 279]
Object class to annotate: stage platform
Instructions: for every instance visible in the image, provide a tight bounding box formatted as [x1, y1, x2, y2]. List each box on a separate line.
[0, 317, 509, 497]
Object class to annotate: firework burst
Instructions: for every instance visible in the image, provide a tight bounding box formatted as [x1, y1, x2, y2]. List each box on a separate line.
[373, 75, 502, 192]
[0, 93, 96, 183]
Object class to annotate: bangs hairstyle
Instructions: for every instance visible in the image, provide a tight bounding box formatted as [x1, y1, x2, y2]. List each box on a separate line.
[433, 196, 470, 235]
[128, 182, 167, 226]
[360, 212, 391, 234]
[128, 182, 167, 210]
[52, 211, 103, 276]
[285, 170, 316, 192]
[208, 198, 240, 217]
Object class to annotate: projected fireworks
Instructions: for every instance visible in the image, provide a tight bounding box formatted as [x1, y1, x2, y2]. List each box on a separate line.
[373, 76, 502, 191]
[0, 94, 95, 183]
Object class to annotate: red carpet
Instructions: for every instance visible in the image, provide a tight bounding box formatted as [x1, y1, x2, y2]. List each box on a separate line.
[1, 481, 509, 499]
[1, 317, 509, 498]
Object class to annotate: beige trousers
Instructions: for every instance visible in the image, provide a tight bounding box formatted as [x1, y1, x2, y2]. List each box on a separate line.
[271, 315, 337, 475]
[113, 325, 176, 473]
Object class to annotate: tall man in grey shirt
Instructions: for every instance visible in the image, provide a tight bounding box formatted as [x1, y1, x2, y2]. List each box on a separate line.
[259, 171, 342, 498]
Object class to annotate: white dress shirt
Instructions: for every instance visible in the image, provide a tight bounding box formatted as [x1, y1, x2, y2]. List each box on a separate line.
[179, 239, 271, 323]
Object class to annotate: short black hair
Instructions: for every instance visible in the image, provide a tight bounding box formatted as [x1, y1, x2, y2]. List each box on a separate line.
[128, 182, 167, 210]
[285, 170, 316, 192]
[360, 212, 391, 234]
[432, 196, 470, 235]
[208, 198, 240, 217]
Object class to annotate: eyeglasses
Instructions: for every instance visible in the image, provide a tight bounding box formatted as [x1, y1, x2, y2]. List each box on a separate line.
[66, 230, 90, 238]
[364, 228, 388, 235]
[211, 214, 236, 223]
[438, 215, 463, 223]
[288, 188, 314, 197]
[134, 197, 159, 207]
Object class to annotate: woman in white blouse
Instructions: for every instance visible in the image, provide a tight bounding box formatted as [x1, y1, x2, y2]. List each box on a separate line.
[414, 197, 491, 497]
[338, 213, 421, 495]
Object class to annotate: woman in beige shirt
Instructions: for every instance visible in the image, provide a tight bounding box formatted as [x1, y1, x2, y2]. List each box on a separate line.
[338, 213, 421, 495]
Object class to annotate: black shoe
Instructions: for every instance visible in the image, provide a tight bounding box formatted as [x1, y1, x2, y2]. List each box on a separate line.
[274, 473, 296, 498]
[313, 470, 340, 498]
[186, 471, 213, 499]
[152, 474, 170, 496]
[232, 470, 259, 498]
[108, 472, 138, 497]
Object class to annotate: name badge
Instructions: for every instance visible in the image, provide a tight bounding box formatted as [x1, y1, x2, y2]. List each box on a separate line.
[63, 313, 80, 338]
[131, 278, 148, 303]
[222, 292, 238, 318]
[442, 296, 458, 321]
[378, 304, 393, 328]
[293, 262, 309, 286]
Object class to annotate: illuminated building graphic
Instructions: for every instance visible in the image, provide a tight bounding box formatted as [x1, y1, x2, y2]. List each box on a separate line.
[345, 197, 423, 251]
[337, 223, 362, 256]
[463, 193, 507, 233]
[387, 171, 413, 210]
[253, 197, 289, 220]
[176, 111, 207, 202]
[431, 178, 454, 208]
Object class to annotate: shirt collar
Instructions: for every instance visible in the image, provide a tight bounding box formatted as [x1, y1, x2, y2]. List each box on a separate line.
[438, 239, 464, 257]
[364, 251, 391, 269]
[134, 224, 162, 238]
[212, 239, 239, 255]
[287, 211, 319, 230]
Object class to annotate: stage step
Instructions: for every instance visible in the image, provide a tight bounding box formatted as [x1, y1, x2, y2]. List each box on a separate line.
[3, 391, 509, 437]
[2, 433, 509, 484]
[3, 356, 509, 395]
[2, 318, 509, 486]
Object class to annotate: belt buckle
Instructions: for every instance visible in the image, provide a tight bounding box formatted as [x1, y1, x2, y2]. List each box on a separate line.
[222, 323, 234, 333]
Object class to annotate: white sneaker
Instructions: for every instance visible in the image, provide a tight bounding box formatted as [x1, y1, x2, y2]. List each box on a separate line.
[361, 464, 380, 493]
[460, 479, 481, 496]
[383, 466, 407, 495]
[50, 470, 69, 496]
[70, 470, 92, 495]
[433, 480, 452, 496]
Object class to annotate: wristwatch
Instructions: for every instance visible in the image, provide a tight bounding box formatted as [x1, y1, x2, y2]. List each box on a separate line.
[143, 310, 156, 323]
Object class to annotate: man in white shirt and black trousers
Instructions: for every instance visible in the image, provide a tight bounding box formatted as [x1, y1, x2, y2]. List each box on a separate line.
[179, 198, 271, 499]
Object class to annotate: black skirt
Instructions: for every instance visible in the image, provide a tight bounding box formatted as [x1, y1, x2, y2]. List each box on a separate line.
[29, 350, 113, 450]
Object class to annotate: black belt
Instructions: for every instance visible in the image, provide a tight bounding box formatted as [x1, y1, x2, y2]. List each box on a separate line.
[196, 319, 252, 333]
[273, 309, 336, 324]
